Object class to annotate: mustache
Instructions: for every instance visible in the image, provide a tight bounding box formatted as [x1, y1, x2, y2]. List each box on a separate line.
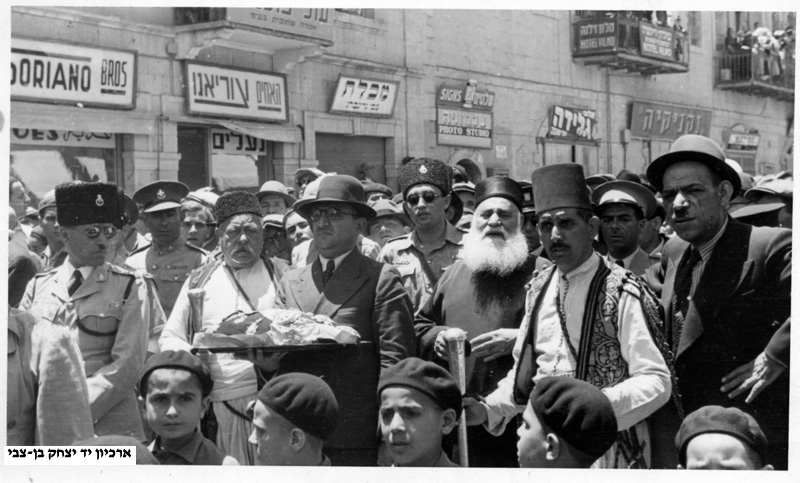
[549, 241, 570, 250]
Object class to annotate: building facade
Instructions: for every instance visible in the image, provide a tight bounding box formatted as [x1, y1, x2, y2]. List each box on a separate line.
[10, 7, 794, 205]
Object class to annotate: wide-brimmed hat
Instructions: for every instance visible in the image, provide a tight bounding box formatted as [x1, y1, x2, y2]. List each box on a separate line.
[647, 135, 741, 198]
[293, 175, 376, 220]
[294, 167, 326, 182]
[256, 180, 296, 206]
[592, 180, 657, 219]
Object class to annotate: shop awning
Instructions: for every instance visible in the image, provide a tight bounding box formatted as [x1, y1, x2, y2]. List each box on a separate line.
[216, 120, 302, 144]
[11, 101, 157, 135]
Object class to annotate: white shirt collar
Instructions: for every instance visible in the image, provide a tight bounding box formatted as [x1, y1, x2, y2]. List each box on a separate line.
[319, 248, 354, 271]
[62, 258, 94, 282]
[558, 252, 600, 282]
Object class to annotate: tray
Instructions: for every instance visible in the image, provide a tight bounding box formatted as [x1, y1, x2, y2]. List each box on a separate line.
[190, 340, 370, 355]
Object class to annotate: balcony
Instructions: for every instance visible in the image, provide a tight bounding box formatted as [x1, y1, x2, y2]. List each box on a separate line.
[715, 51, 794, 102]
[572, 16, 690, 75]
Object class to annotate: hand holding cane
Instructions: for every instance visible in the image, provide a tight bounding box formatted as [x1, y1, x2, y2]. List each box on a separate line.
[444, 327, 469, 467]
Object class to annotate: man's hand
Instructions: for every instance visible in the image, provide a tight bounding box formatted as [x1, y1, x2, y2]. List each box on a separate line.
[462, 397, 488, 426]
[233, 350, 286, 374]
[470, 329, 516, 362]
[721, 351, 785, 404]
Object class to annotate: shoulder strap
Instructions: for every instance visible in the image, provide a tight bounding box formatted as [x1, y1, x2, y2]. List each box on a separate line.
[122, 275, 136, 303]
[409, 245, 440, 285]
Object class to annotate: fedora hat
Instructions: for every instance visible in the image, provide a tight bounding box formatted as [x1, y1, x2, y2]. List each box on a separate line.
[293, 175, 376, 220]
[647, 135, 741, 198]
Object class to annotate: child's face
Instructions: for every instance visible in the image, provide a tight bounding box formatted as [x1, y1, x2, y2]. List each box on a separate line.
[379, 386, 455, 467]
[142, 368, 208, 441]
[248, 401, 294, 465]
[516, 401, 548, 468]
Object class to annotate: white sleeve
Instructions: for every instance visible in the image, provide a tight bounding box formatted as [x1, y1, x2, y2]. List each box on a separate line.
[480, 313, 528, 435]
[158, 277, 193, 352]
[601, 291, 672, 431]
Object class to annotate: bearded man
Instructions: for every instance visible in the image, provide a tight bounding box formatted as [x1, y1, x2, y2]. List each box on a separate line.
[414, 177, 547, 467]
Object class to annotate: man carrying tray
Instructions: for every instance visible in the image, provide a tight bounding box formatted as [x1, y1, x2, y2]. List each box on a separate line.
[160, 191, 284, 465]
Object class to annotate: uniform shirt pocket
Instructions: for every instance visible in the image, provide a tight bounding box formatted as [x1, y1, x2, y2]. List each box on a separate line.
[76, 300, 123, 370]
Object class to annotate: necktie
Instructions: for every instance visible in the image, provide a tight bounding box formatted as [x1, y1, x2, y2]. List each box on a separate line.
[68, 270, 84, 297]
[615, 259, 625, 268]
[671, 248, 702, 350]
[322, 260, 336, 286]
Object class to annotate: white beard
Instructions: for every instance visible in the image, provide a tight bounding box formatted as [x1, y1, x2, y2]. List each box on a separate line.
[461, 225, 530, 276]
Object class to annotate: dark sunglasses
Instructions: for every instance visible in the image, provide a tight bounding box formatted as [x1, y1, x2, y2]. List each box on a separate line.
[406, 193, 440, 205]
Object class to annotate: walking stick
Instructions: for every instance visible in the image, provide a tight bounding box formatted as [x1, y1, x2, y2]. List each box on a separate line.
[187, 288, 205, 344]
[444, 328, 469, 467]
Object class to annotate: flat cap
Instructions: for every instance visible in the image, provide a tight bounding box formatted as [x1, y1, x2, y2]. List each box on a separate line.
[398, 157, 452, 198]
[364, 182, 393, 198]
[257, 373, 340, 441]
[139, 349, 213, 397]
[215, 191, 262, 226]
[675, 405, 768, 467]
[531, 377, 618, 459]
[378, 357, 462, 418]
[133, 181, 190, 213]
[55, 181, 121, 227]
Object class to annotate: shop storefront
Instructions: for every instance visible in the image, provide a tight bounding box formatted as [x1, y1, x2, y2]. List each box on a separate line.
[537, 105, 600, 174]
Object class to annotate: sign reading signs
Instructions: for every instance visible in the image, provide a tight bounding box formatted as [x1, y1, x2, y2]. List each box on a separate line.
[330, 76, 399, 117]
[573, 19, 617, 55]
[548, 106, 597, 141]
[11, 129, 115, 149]
[436, 82, 495, 149]
[226, 8, 333, 45]
[630, 100, 712, 141]
[185, 62, 288, 122]
[11, 38, 136, 109]
[210, 128, 267, 155]
[639, 23, 675, 61]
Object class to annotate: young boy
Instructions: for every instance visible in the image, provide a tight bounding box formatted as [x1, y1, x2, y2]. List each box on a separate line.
[516, 377, 617, 468]
[378, 357, 461, 467]
[138, 350, 238, 465]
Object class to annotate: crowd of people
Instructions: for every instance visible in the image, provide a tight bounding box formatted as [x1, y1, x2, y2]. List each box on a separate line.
[7, 133, 792, 470]
[722, 22, 795, 83]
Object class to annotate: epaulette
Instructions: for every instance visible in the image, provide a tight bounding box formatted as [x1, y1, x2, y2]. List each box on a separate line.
[33, 267, 59, 278]
[186, 243, 208, 255]
[129, 242, 151, 255]
[384, 232, 412, 246]
[106, 262, 138, 278]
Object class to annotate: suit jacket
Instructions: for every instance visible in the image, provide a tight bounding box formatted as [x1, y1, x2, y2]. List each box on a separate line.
[9, 231, 40, 308]
[276, 249, 415, 450]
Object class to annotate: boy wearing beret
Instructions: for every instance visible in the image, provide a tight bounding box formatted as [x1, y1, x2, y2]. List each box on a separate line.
[517, 377, 618, 468]
[139, 350, 238, 465]
[378, 358, 461, 467]
[247, 373, 340, 466]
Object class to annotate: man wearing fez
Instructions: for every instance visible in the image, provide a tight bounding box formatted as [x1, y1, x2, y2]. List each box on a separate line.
[415, 177, 545, 466]
[274, 174, 415, 466]
[21, 182, 152, 439]
[463, 164, 672, 468]
[592, 180, 658, 277]
[645, 134, 791, 470]
[160, 191, 284, 465]
[379, 158, 465, 312]
[128, 181, 207, 318]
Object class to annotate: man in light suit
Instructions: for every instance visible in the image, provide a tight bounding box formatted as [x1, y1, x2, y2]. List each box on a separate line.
[645, 135, 791, 470]
[592, 180, 658, 277]
[275, 174, 415, 466]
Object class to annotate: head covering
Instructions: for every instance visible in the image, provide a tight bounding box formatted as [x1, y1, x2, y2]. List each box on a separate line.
[184, 187, 220, 213]
[446, 188, 464, 225]
[731, 202, 785, 227]
[38, 189, 57, 215]
[452, 181, 476, 195]
[257, 373, 340, 441]
[29, 225, 47, 244]
[295, 167, 325, 182]
[616, 170, 642, 184]
[73, 436, 160, 465]
[23, 206, 39, 220]
[398, 158, 452, 197]
[262, 213, 285, 229]
[133, 181, 190, 213]
[675, 405, 768, 467]
[585, 174, 617, 191]
[378, 357, 463, 418]
[591, 180, 657, 219]
[55, 182, 121, 227]
[745, 178, 793, 202]
[138, 349, 213, 397]
[293, 175, 376, 220]
[215, 191, 262, 226]
[531, 377, 618, 459]
[256, 180, 296, 206]
[474, 177, 524, 211]
[121, 192, 139, 227]
[532, 164, 592, 214]
[364, 182, 393, 198]
[452, 164, 470, 184]
[646, 134, 741, 198]
[517, 180, 536, 215]
[368, 198, 410, 228]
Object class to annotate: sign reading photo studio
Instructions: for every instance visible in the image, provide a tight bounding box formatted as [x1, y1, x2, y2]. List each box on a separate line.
[185, 62, 288, 122]
[436, 81, 495, 149]
[11, 37, 136, 109]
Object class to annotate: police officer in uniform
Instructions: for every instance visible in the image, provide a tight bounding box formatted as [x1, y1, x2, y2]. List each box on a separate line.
[127, 181, 207, 318]
[20, 181, 153, 439]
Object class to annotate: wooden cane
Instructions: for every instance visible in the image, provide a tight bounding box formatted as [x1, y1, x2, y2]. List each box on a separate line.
[444, 328, 469, 467]
[187, 288, 205, 345]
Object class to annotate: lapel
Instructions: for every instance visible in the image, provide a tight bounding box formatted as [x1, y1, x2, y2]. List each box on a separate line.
[312, 250, 369, 319]
[71, 264, 106, 301]
[676, 219, 752, 358]
[287, 261, 324, 312]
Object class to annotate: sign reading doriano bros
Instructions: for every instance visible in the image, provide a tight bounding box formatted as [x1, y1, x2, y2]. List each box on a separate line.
[436, 81, 495, 149]
[11, 37, 137, 109]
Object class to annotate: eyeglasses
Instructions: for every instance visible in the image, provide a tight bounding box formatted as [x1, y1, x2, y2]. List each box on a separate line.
[405, 193, 440, 205]
[82, 226, 118, 239]
[309, 207, 358, 222]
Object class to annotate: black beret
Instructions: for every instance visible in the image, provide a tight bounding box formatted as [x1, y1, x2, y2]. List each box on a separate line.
[378, 357, 462, 418]
[675, 405, 768, 467]
[257, 373, 340, 441]
[474, 177, 524, 211]
[398, 158, 452, 197]
[531, 377, 617, 459]
[215, 191, 262, 226]
[139, 350, 213, 397]
[55, 181, 121, 227]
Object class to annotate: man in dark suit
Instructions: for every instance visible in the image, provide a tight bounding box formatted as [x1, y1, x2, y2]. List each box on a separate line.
[275, 174, 415, 466]
[645, 135, 791, 470]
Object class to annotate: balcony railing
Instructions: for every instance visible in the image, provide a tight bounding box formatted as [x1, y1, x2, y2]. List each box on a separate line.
[715, 51, 794, 100]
